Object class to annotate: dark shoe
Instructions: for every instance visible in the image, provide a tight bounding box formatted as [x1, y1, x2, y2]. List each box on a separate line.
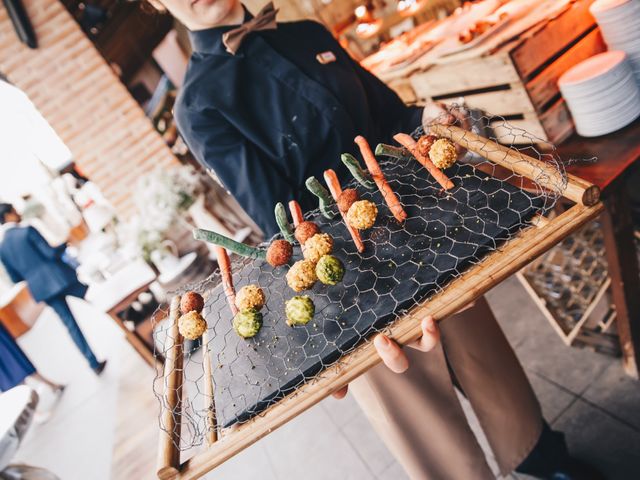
[93, 360, 107, 375]
[549, 457, 606, 480]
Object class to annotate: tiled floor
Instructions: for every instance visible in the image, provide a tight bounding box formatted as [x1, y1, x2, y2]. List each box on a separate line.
[10, 274, 640, 479]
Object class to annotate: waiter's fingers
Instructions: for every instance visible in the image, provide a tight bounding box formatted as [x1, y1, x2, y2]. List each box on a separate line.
[407, 316, 440, 352]
[374, 334, 409, 373]
[332, 385, 348, 399]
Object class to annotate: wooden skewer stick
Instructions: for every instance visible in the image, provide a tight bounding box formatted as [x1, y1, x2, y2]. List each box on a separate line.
[201, 329, 217, 445]
[354, 136, 407, 223]
[288, 200, 304, 227]
[203, 246, 237, 447]
[323, 169, 365, 253]
[393, 133, 455, 190]
[156, 296, 184, 480]
[214, 247, 238, 316]
[429, 124, 600, 206]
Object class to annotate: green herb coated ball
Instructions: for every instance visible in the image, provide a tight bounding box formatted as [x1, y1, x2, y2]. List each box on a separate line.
[285, 296, 315, 326]
[315, 255, 345, 285]
[233, 308, 263, 339]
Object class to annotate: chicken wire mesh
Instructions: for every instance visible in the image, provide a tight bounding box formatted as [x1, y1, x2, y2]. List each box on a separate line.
[153, 108, 569, 451]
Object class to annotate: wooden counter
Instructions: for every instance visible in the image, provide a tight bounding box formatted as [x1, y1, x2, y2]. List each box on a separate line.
[0, 283, 43, 338]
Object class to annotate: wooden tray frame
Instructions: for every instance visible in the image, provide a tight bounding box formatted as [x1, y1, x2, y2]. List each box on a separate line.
[156, 127, 603, 479]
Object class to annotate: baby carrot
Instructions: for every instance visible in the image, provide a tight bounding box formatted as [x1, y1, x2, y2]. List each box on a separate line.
[354, 135, 407, 223]
[323, 169, 365, 253]
[393, 133, 454, 190]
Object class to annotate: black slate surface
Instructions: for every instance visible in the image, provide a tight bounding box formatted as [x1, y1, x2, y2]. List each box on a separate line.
[202, 159, 544, 427]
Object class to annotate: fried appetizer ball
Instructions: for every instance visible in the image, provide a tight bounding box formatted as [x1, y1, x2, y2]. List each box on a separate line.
[303, 233, 334, 263]
[295, 221, 320, 245]
[285, 296, 315, 326]
[316, 255, 345, 285]
[178, 311, 207, 340]
[180, 291, 204, 315]
[416, 135, 438, 158]
[346, 200, 378, 230]
[235, 284, 266, 311]
[429, 138, 458, 169]
[233, 308, 263, 339]
[337, 188, 360, 213]
[286, 259, 318, 292]
[266, 239, 293, 267]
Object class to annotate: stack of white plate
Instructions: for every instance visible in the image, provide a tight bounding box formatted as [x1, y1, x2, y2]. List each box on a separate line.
[590, 0, 640, 83]
[558, 51, 640, 137]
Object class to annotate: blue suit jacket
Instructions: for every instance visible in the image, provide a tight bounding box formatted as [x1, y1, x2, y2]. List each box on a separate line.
[0, 225, 84, 302]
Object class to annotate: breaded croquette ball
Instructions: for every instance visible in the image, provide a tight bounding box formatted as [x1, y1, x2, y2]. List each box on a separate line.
[285, 296, 315, 326]
[316, 255, 345, 285]
[346, 200, 378, 230]
[286, 259, 318, 292]
[302, 233, 334, 263]
[232, 308, 263, 338]
[235, 284, 266, 311]
[266, 239, 293, 267]
[416, 135, 438, 159]
[178, 311, 207, 340]
[337, 188, 360, 213]
[295, 221, 320, 245]
[180, 291, 204, 315]
[429, 138, 458, 169]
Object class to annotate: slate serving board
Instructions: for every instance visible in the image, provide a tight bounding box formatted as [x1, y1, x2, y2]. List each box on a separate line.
[202, 159, 544, 427]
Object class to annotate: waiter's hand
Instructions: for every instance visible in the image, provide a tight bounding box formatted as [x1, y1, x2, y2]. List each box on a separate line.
[422, 101, 470, 131]
[331, 316, 440, 399]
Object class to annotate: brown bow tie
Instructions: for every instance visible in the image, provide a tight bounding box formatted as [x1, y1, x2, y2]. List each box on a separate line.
[222, 2, 278, 55]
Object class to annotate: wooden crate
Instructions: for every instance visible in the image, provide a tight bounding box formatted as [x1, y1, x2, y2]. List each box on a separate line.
[389, 0, 606, 144]
[156, 127, 603, 479]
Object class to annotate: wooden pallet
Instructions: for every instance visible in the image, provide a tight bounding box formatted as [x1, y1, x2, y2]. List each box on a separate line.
[386, 0, 606, 144]
[156, 128, 603, 479]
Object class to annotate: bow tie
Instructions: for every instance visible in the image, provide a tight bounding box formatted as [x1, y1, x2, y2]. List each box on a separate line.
[222, 2, 278, 55]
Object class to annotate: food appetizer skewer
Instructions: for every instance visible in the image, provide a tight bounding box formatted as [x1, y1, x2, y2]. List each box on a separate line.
[340, 153, 375, 190]
[274, 202, 295, 242]
[323, 169, 365, 253]
[354, 136, 407, 223]
[214, 247, 238, 316]
[374, 143, 408, 159]
[305, 177, 336, 220]
[193, 229, 267, 260]
[393, 133, 455, 191]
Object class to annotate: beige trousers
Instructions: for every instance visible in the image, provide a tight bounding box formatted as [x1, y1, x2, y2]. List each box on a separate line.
[350, 297, 543, 479]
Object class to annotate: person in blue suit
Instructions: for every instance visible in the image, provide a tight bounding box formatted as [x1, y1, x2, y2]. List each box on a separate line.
[0, 203, 106, 375]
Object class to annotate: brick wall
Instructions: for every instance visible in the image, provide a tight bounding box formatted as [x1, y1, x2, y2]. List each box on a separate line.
[0, 0, 179, 219]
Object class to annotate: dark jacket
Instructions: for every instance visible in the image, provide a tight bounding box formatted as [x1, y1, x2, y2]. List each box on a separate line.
[175, 16, 422, 237]
[0, 225, 85, 302]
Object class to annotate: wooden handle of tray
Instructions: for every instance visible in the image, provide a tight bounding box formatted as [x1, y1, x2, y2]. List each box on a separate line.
[429, 124, 600, 206]
[157, 296, 184, 479]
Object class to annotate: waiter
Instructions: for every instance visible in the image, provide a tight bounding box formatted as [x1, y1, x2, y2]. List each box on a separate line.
[155, 1, 599, 478]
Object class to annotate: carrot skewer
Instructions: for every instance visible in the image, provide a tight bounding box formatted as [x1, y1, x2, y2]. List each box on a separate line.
[354, 136, 407, 223]
[323, 169, 365, 253]
[288, 200, 304, 227]
[393, 133, 454, 190]
[214, 246, 238, 316]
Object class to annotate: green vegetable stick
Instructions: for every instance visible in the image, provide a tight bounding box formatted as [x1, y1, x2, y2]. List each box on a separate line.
[305, 177, 336, 219]
[375, 143, 409, 159]
[193, 229, 266, 259]
[340, 153, 375, 190]
[274, 202, 295, 242]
